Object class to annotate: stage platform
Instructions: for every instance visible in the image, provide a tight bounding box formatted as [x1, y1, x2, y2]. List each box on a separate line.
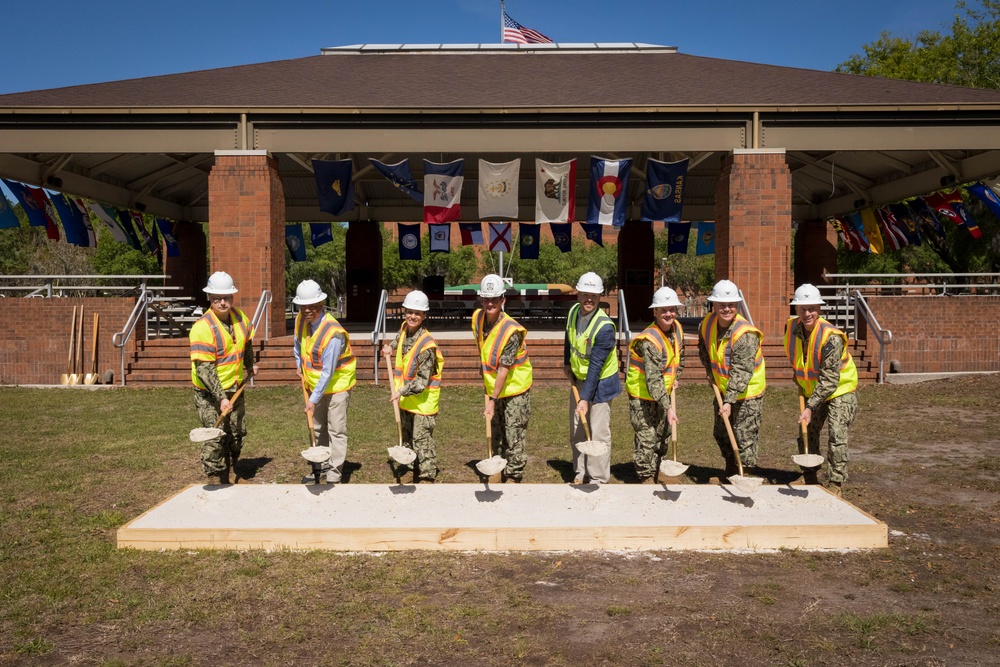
[117, 483, 887, 552]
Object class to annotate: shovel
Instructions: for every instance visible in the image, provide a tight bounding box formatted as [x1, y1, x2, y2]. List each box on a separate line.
[84, 312, 100, 385]
[658, 387, 689, 479]
[476, 398, 506, 482]
[711, 383, 763, 496]
[384, 351, 417, 475]
[299, 376, 331, 484]
[189, 380, 250, 443]
[69, 305, 84, 385]
[792, 394, 824, 474]
[61, 306, 77, 385]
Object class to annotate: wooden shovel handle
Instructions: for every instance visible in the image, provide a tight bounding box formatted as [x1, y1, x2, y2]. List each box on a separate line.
[570, 382, 592, 442]
[66, 306, 77, 375]
[213, 381, 248, 428]
[385, 350, 403, 447]
[90, 313, 100, 375]
[798, 394, 809, 455]
[711, 382, 744, 477]
[76, 305, 85, 376]
[300, 376, 316, 447]
[670, 387, 678, 462]
[485, 396, 493, 459]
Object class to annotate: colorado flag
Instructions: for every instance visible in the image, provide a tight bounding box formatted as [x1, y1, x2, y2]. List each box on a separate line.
[587, 157, 631, 227]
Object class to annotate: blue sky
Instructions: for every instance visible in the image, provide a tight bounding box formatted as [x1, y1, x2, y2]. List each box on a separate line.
[0, 0, 972, 94]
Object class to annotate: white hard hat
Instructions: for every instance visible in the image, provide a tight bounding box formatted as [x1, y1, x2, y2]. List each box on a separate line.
[649, 286, 682, 309]
[790, 283, 826, 306]
[203, 271, 238, 295]
[707, 279, 742, 303]
[401, 290, 430, 312]
[478, 274, 506, 298]
[292, 279, 327, 306]
[575, 271, 604, 294]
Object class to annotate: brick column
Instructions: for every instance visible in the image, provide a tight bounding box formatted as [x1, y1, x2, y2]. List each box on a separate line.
[794, 219, 839, 288]
[714, 149, 792, 340]
[207, 150, 286, 338]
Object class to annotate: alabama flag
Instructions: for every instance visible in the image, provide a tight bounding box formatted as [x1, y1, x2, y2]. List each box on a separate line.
[535, 159, 576, 223]
[587, 156, 631, 226]
[488, 222, 512, 252]
[424, 159, 464, 223]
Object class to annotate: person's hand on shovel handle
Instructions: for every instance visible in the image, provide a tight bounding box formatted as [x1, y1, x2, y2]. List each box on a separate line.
[797, 405, 812, 426]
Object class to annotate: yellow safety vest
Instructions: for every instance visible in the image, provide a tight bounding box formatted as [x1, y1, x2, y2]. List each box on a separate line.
[783, 316, 858, 400]
[566, 303, 618, 382]
[297, 312, 356, 395]
[189, 307, 250, 390]
[626, 321, 683, 400]
[472, 309, 533, 398]
[394, 326, 443, 416]
[699, 312, 766, 400]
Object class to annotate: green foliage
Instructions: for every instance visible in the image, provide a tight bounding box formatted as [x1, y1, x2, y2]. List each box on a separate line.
[284, 222, 348, 300]
[381, 223, 479, 291]
[91, 225, 161, 276]
[502, 236, 618, 289]
[653, 225, 714, 295]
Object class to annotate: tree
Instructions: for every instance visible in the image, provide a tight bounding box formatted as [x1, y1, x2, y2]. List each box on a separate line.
[380, 223, 479, 293]
[502, 235, 618, 288]
[836, 0, 1000, 272]
[285, 222, 348, 302]
[653, 226, 715, 296]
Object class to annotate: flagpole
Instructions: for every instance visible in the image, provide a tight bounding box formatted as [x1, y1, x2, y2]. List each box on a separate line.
[500, 0, 505, 42]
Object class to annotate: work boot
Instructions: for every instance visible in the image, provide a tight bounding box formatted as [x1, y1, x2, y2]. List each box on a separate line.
[804, 469, 820, 485]
[396, 468, 414, 485]
[503, 475, 521, 484]
[572, 476, 585, 485]
[640, 476, 655, 484]
[828, 481, 843, 497]
[216, 467, 231, 485]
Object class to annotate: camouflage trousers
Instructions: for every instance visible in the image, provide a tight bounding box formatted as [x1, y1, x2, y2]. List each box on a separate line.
[491, 391, 530, 479]
[194, 387, 246, 476]
[629, 397, 674, 479]
[801, 391, 859, 484]
[400, 410, 438, 481]
[713, 395, 763, 467]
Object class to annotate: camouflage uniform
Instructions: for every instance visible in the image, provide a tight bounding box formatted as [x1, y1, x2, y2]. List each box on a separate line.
[487, 327, 531, 480]
[796, 329, 859, 484]
[698, 330, 763, 468]
[389, 326, 439, 481]
[629, 337, 685, 479]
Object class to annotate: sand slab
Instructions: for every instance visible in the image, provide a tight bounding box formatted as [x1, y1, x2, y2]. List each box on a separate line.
[117, 483, 887, 552]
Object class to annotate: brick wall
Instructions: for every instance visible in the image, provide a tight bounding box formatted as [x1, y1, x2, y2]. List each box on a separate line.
[866, 295, 1000, 373]
[794, 219, 838, 288]
[714, 150, 793, 340]
[0, 298, 141, 385]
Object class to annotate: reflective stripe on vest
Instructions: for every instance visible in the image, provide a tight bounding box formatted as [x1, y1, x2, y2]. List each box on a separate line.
[297, 312, 357, 395]
[699, 312, 766, 400]
[394, 327, 443, 415]
[566, 303, 618, 382]
[783, 316, 858, 400]
[472, 309, 533, 399]
[625, 321, 683, 400]
[189, 308, 250, 390]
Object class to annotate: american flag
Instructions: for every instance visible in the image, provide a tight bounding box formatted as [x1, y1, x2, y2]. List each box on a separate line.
[502, 11, 553, 44]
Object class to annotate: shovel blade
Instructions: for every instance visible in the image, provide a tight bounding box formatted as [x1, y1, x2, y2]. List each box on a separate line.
[659, 460, 689, 477]
[84, 373, 98, 385]
[728, 475, 764, 496]
[190, 427, 224, 443]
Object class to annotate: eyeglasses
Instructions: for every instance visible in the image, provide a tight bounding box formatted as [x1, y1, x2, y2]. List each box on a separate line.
[209, 296, 233, 303]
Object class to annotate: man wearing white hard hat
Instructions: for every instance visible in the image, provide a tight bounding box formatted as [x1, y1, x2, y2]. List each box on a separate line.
[565, 271, 620, 484]
[698, 279, 767, 480]
[783, 283, 858, 496]
[626, 286, 685, 483]
[293, 279, 356, 484]
[382, 290, 444, 483]
[189, 271, 257, 484]
[471, 274, 533, 482]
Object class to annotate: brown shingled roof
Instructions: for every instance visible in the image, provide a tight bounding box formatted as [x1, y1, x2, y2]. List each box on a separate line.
[3, 50, 1000, 109]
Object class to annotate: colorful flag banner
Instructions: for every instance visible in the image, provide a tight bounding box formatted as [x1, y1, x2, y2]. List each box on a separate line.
[312, 159, 355, 216]
[155, 219, 180, 257]
[458, 222, 483, 246]
[369, 158, 422, 202]
[310, 222, 333, 248]
[131, 211, 160, 255]
[830, 218, 860, 252]
[429, 224, 451, 253]
[943, 190, 982, 239]
[844, 212, 872, 252]
[859, 208, 884, 254]
[502, 11, 553, 44]
[888, 203, 921, 246]
[907, 197, 945, 238]
[478, 158, 520, 219]
[667, 221, 691, 255]
[87, 202, 131, 245]
[695, 222, 716, 256]
[285, 224, 306, 262]
[488, 222, 512, 252]
[3, 180, 60, 239]
[581, 223, 604, 247]
[0, 190, 20, 229]
[424, 159, 464, 223]
[587, 156, 632, 227]
[966, 181, 1000, 221]
[641, 158, 688, 223]
[70, 198, 97, 247]
[50, 193, 90, 247]
[398, 223, 421, 260]
[550, 222, 572, 253]
[113, 208, 143, 250]
[519, 223, 540, 260]
[535, 159, 576, 223]
[874, 207, 908, 251]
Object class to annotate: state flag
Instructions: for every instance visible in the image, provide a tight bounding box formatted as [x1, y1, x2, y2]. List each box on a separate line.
[398, 223, 421, 260]
[71, 198, 97, 247]
[429, 224, 451, 253]
[312, 159, 355, 216]
[156, 219, 181, 257]
[667, 221, 690, 255]
[458, 222, 483, 246]
[943, 190, 982, 239]
[859, 208, 884, 254]
[966, 182, 1000, 221]
[641, 158, 688, 223]
[844, 212, 872, 252]
[587, 156, 631, 227]
[550, 222, 572, 253]
[874, 207, 908, 251]
[0, 188, 20, 229]
[907, 197, 945, 238]
[535, 159, 576, 223]
[113, 208, 143, 250]
[3, 180, 60, 240]
[488, 222, 512, 252]
[310, 222, 334, 248]
[50, 193, 92, 247]
[369, 158, 422, 202]
[87, 202, 131, 246]
[695, 222, 716, 256]
[519, 223, 539, 260]
[424, 159, 464, 223]
[478, 159, 520, 219]
[131, 210, 161, 256]
[830, 217, 859, 252]
[285, 224, 306, 262]
[581, 223, 604, 247]
[888, 203, 921, 246]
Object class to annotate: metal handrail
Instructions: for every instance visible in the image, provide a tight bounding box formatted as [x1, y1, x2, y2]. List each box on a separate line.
[112, 286, 154, 387]
[249, 290, 272, 343]
[0, 274, 175, 298]
[371, 289, 389, 385]
[737, 288, 754, 327]
[850, 289, 893, 385]
[617, 289, 631, 346]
